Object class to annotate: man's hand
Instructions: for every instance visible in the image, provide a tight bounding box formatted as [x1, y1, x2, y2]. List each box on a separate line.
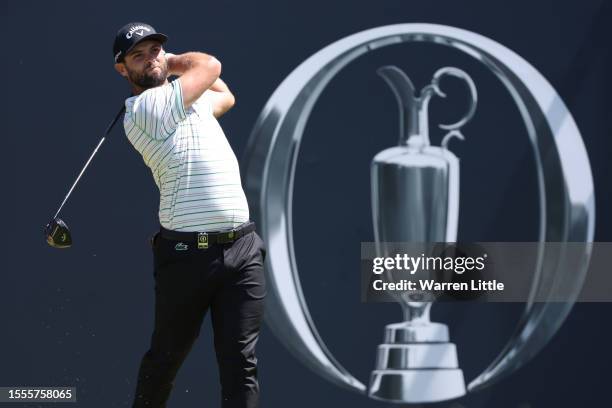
[163, 51, 221, 110]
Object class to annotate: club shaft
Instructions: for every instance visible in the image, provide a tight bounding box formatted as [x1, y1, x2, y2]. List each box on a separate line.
[52, 105, 126, 219]
[53, 136, 107, 219]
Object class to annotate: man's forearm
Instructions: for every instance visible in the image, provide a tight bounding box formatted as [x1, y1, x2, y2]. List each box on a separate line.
[166, 51, 219, 77]
[162, 50, 222, 109]
[164, 51, 233, 116]
[209, 76, 235, 118]
[209, 77, 230, 93]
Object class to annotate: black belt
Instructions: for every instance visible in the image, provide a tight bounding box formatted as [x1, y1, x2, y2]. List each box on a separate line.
[159, 221, 256, 249]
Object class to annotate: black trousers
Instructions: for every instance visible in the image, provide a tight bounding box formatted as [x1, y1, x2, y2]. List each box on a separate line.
[132, 225, 267, 408]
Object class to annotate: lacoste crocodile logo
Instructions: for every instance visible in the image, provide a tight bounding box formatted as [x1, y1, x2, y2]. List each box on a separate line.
[175, 242, 189, 251]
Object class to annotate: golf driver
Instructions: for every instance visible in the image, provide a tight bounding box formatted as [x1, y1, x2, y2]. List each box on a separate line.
[44, 104, 126, 248]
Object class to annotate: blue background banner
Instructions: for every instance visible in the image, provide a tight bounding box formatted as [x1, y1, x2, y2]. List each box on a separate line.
[2, 0, 611, 406]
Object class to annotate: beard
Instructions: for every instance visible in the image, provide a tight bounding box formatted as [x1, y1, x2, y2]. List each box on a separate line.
[127, 61, 169, 89]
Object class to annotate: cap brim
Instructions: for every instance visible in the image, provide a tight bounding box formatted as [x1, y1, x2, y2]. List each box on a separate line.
[122, 33, 168, 60]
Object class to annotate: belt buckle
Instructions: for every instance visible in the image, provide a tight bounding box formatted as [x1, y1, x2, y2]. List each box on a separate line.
[197, 232, 209, 249]
[226, 228, 238, 243]
[217, 228, 236, 245]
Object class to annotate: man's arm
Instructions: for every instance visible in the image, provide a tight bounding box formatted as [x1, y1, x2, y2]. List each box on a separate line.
[207, 77, 236, 118]
[165, 51, 221, 110]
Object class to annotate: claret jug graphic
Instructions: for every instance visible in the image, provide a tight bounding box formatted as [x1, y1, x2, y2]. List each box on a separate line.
[369, 66, 477, 402]
[243, 24, 595, 405]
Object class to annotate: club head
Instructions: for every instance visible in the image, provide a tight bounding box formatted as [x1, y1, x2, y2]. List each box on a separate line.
[44, 218, 73, 248]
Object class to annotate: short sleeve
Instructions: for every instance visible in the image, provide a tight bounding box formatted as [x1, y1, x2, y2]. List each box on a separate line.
[129, 80, 187, 141]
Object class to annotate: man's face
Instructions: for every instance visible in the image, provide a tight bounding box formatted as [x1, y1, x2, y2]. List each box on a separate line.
[116, 40, 169, 89]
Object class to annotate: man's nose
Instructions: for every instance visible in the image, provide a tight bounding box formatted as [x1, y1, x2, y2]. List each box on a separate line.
[146, 51, 160, 63]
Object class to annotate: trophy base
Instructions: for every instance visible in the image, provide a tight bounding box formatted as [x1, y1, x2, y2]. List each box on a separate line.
[369, 368, 466, 403]
[368, 321, 466, 403]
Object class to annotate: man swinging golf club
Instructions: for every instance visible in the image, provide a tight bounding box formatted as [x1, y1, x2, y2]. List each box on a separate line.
[113, 22, 266, 408]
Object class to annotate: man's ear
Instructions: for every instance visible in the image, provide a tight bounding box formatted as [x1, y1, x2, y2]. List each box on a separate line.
[114, 62, 128, 78]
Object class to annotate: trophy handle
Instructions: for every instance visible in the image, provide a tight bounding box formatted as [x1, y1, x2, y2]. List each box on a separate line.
[424, 67, 478, 149]
[433, 67, 478, 129]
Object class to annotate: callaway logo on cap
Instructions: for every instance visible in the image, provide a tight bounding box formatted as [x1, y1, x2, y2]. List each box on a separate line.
[113, 22, 168, 63]
[126, 25, 151, 39]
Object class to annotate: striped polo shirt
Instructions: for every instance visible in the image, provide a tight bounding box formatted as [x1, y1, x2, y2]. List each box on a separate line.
[123, 79, 250, 232]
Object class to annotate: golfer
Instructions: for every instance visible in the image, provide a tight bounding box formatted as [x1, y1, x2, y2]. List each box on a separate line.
[112, 22, 266, 408]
